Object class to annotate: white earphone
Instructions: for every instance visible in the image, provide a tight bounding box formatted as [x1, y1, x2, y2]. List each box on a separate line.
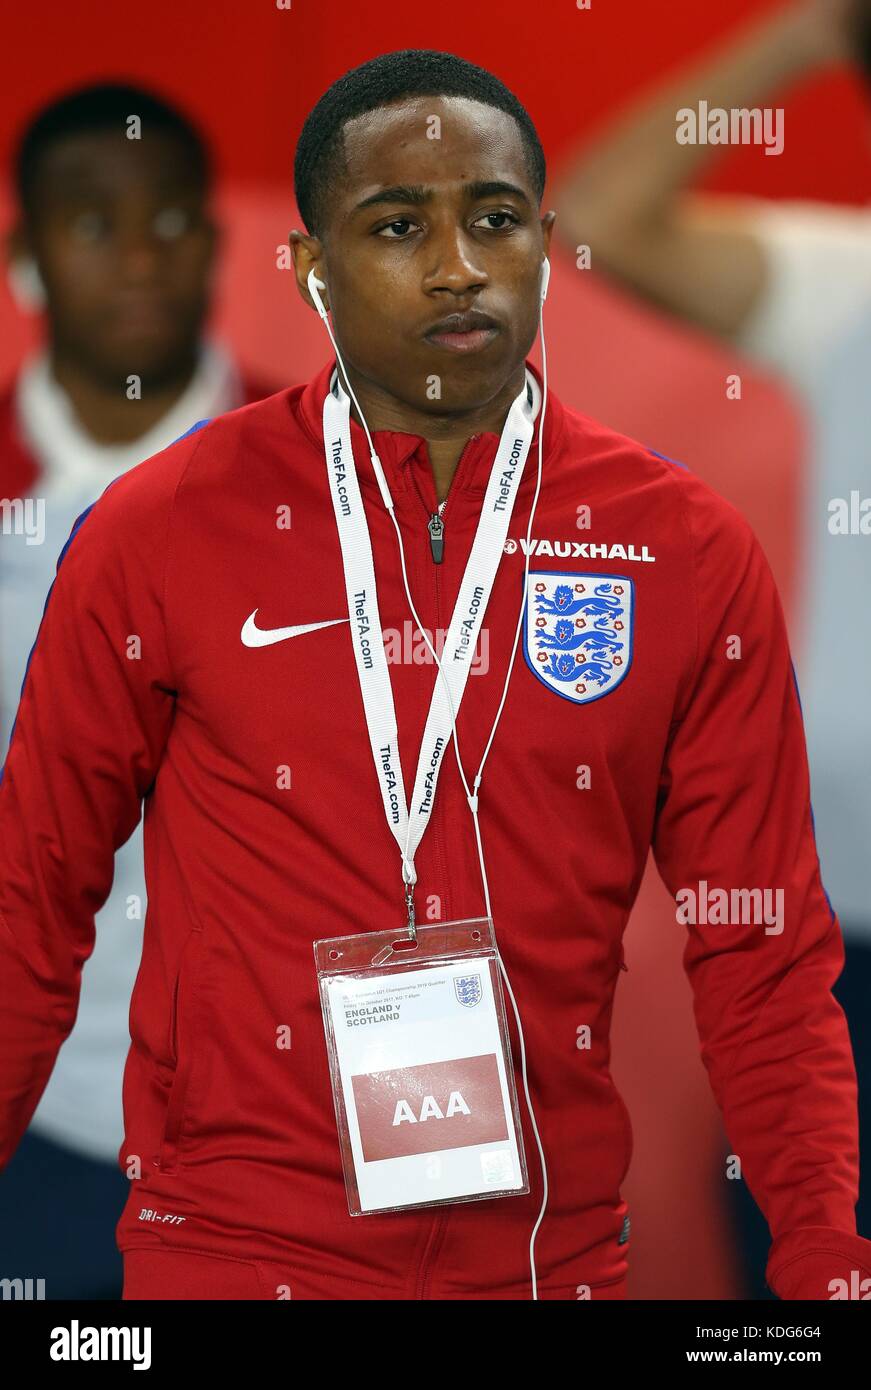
[307, 267, 329, 320]
[8, 257, 47, 312]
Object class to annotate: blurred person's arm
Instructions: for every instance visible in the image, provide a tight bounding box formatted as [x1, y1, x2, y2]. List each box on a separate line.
[0, 437, 194, 1170]
[650, 469, 871, 1299]
[732, 198, 871, 387]
[552, 0, 856, 341]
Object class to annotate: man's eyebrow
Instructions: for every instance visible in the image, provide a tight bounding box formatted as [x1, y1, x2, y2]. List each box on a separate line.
[464, 180, 532, 206]
[41, 169, 199, 198]
[352, 179, 532, 213]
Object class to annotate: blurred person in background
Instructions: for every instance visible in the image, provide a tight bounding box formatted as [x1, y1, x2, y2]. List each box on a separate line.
[0, 81, 274, 1298]
[552, 0, 871, 1296]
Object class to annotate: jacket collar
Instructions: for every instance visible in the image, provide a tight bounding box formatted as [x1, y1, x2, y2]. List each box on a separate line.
[294, 355, 564, 503]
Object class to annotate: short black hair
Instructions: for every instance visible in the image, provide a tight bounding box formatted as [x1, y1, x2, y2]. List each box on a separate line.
[294, 49, 546, 242]
[15, 81, 211, 214]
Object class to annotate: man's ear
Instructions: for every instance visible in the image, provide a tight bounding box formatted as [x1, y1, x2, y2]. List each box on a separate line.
[541, 209, 556, 259]
[289, 229, 329, 314]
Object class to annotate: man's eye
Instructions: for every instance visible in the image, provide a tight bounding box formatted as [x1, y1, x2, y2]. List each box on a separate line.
[153, 205, 190, 239]
[153, 207, 190, 240]
[69, 211, 109, 243]
[473, 211, 519, 230]
[376, 219, 415, 238]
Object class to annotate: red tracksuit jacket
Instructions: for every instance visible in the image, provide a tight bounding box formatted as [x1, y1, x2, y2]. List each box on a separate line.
[1, 356, 867, 1300]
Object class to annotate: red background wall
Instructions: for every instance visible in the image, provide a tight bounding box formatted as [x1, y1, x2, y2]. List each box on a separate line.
[2, 0, 868, 200]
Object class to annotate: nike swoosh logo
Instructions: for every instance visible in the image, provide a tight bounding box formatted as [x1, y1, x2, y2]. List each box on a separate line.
[241, 609, 349, 648]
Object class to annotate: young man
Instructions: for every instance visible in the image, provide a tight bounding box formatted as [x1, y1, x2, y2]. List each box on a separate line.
[0, 50, 868, 1302]
[0, 82, 273, 1298]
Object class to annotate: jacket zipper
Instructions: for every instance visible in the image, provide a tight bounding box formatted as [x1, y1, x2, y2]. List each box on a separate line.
[407, 440, 483, 1297]
[410, 436, 479, 564]
[418, 377, 533, 562]
[426, 506, 446, 564]
[407, 433, 484, 932]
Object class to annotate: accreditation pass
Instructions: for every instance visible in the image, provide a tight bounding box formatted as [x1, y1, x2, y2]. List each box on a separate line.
[323, 958, 526, 1213]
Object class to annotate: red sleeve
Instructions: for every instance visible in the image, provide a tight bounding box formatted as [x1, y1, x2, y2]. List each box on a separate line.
[651, 472, 871, 1299]
[0, 442, 190, 1170]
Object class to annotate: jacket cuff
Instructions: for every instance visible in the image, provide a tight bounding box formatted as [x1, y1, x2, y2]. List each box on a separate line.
[766, 1226, 871, 1300]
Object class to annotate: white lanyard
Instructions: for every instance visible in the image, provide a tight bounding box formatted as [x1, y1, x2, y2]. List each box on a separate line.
[322, 367, 536, 902]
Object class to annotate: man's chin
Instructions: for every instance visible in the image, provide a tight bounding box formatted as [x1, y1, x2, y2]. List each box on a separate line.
[89, 340, 200, 393]
[416, 347, 525, 407]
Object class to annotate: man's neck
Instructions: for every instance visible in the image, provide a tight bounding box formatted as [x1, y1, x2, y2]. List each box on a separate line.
[49, 348, 200, 446]
[343, 361, 528, 504]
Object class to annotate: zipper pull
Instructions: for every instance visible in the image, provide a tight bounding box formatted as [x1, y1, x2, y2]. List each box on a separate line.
[427, 512, 445, 564]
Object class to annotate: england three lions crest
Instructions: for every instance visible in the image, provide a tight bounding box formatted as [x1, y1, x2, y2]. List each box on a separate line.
[522, 572, 634, 704]
[454, 974, 483, 1008]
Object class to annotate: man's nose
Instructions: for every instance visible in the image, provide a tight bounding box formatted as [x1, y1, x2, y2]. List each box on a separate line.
[114, 228, 166, 281]
[424, 231, 486, 293]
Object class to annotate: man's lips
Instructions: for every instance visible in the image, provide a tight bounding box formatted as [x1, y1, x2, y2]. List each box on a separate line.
[424, 311, 501, 354]
[105, 296, 177, 335]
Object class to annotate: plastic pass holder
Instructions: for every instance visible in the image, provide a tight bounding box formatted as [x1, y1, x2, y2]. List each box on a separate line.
[314, 916, 529, 1216]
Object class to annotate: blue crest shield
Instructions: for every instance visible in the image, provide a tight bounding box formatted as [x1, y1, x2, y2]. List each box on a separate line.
[453, 974, 483, 1008]
[522, 572, 634, 704]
